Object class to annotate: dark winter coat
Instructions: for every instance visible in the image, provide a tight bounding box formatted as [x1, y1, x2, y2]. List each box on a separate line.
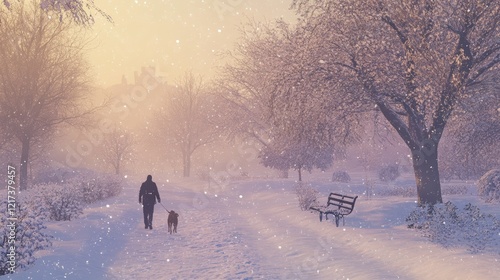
[139, 179, 161, 206]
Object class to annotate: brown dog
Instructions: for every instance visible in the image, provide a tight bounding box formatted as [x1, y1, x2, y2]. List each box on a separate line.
[167, 210, 179, 234]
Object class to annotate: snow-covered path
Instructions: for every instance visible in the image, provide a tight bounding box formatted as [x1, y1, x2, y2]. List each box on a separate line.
[225, 181, 408, 279]
[6, 177, 500, 279]
[8, 178, 267, 279]
[223, 180, 500, 280]
[106, 183, 265, 280]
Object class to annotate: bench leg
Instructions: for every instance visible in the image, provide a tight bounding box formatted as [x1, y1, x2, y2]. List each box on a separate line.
[334, 215, 340, 227]
[319, 212, 323, 222]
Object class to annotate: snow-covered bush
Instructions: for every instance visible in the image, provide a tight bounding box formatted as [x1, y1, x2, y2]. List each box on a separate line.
[19, 188, 51, 221]
[35, 168, 123, 204]
[331, 171, 351, 183]
[378, 165, 400, 182]
[407, 201, 500, 253]
[294, 182, 319, 210]
[23, 173, 121, 222]
[67, 173, 122, 204]
[0, 201, 52, 275]
[477, 169, 500, 203]
[26, 184, 84, 221]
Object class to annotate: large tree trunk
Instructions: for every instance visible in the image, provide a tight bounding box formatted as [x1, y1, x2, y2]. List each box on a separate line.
[19, 139, 30, 191]
[376, 101, 444, 205]
[412, 147, 443, 205]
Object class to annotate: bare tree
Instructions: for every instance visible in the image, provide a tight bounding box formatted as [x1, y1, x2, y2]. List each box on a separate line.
[156, 72, 218, 177]
[213, 23, 280, 146]
[287, 0, 500, 204]
[102, 127, 135, 175]
[1, 0, 112, 25]
[0, 2, 94, 189]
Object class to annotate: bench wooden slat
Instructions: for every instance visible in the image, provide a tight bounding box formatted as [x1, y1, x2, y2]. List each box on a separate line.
[329, 198, 355, 204]
[309, 192, 358, 227]
[328, 200, 355, 207]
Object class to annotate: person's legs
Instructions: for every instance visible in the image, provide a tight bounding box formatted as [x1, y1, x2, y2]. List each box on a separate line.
[143, 204, 154, 229]
[144, 204, 154, 229]
[143, 205, 149, 229]
[149, 207, 154, 229]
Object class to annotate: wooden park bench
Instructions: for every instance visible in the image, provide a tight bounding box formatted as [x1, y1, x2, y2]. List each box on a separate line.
[309, 193, 358, 227]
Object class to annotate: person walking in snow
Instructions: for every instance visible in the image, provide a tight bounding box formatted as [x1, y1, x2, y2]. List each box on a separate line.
[139, 175, 161, 230]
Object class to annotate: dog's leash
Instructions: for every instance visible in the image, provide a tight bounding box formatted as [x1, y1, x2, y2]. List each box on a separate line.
[159, 202, 171, 213]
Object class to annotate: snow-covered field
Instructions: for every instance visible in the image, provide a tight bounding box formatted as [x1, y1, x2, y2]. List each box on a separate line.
[4, 173, 500, 280]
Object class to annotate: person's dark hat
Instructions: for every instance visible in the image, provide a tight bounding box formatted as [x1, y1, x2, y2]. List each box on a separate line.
[147, 175, 152, 181]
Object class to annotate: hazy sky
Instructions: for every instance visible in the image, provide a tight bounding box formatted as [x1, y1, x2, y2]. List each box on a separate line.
[89, 0, 296, 86]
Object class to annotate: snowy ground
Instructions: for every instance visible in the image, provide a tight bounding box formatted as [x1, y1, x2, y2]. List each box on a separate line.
[4, 173, 500, 279]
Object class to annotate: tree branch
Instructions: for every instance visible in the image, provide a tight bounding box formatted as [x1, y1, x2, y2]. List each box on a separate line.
[375, 100, 418, 150]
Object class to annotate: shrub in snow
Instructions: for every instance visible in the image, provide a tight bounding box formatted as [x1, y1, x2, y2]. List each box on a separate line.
[26, 184, 84, 221]
[19, 189, 51, 221]
[331, 171, 351, 183]
[407, 201, 500, 253]
[378, 165, 400, 182]
[34, 168, 123, 204]
[68, 173, 122, 204]
[0, 201, 52, 275]
[294, 182, 319, 211]
[477, 169, 500, 203]
[27, 171, 122, 221]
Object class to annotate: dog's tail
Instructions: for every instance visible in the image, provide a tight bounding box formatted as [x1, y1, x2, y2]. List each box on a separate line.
[159, 202, 170, 213]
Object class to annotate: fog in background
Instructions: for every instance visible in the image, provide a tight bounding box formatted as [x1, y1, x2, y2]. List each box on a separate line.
[89, 0, 296, 86]
[29, 1, 296, 179]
